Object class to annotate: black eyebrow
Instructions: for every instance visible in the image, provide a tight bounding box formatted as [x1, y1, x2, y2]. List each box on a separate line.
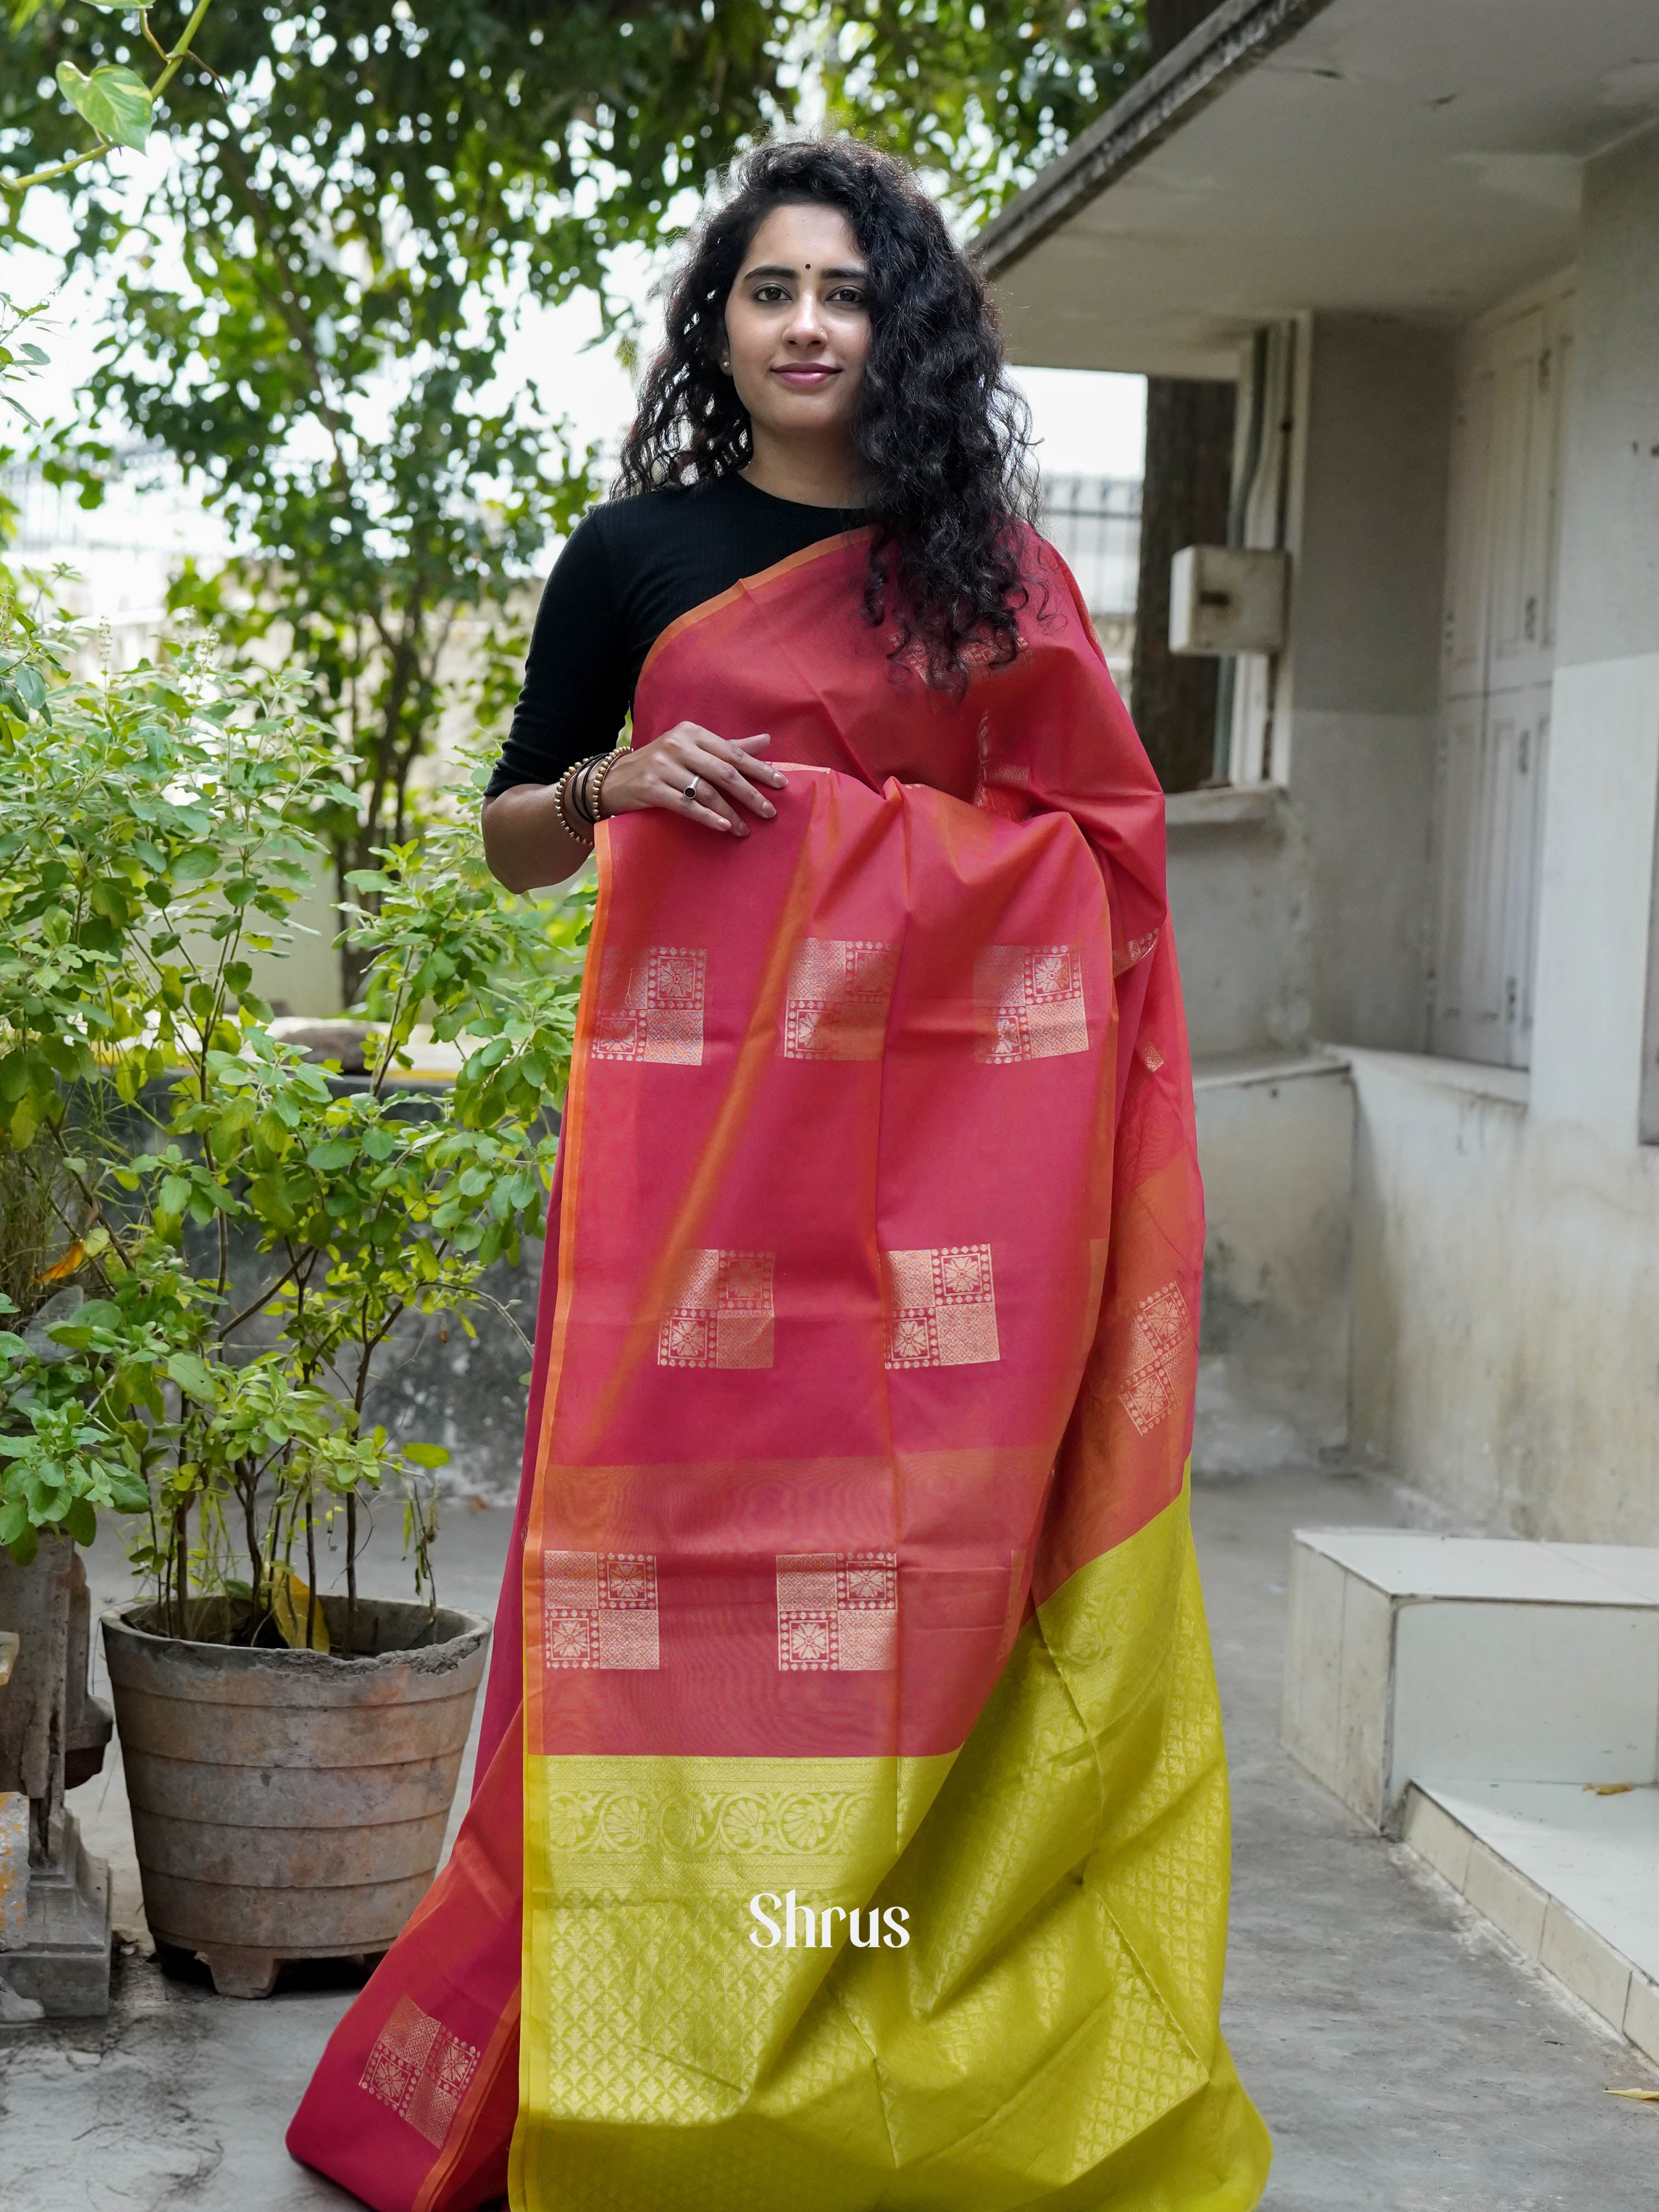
[741, 262, 869, 283]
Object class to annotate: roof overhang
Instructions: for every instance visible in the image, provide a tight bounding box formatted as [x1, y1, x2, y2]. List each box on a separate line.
[978, 0, 1659, 377]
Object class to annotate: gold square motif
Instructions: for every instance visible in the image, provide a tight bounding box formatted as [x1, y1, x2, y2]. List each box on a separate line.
[593, 945, 706, 1065]
[781, 939, 899, 1061]
[776, 1551, 898, 1672]
[359, 1996, 481, 2147]
[881, 1244, 1000, 1369]
[1117, 1283, 1192, 1436]
[974, 944, 1088, 1064]
[541, 1551, 660, 1671]
[657, 1249, 775, 1369]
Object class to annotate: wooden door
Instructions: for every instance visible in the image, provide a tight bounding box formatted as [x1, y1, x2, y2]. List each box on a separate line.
[1429, 278, 1572, 1068]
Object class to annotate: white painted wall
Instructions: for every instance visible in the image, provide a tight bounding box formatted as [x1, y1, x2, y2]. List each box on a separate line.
[1344, 123, 1659, 1543]
[1193, 1058, 1355, 1474]
[1348, 1051, 1659, 1542]
[1280, 314, 1452, 1051]
[244, 867, 348, 1020]
[1164, 314, 1451, 1063]
[1166, 793, 1308, 1058]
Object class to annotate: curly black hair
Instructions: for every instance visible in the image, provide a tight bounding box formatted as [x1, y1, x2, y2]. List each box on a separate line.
[614, 137, 1038, 695]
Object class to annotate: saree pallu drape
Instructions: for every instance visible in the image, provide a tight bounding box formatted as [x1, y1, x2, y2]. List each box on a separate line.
[289, 528, 1271, 2212]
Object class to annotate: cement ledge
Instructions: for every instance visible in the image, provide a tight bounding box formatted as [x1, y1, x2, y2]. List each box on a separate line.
[1344, 1045, 1530, 1110]
[1166, 782, 1288, 834]
[1192, 1046, 1349, 1091]
[1403, 1782, 1659, 2070]
[974, 0, 1335, 277]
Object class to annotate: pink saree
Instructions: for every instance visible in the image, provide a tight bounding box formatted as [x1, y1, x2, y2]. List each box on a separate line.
[287, 527, 1270, 2210]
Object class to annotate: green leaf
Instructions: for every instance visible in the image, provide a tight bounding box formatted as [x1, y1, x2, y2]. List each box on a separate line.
[63, 1497, 97, 1548]
[171, 846, 218, 884]
[55, 61, 154, 151]
[107, 1470, 151, 1514]
[88, 878, 132, 922]
[401, 1442, 450, 1469]
[165, 1350, 215, 1403]
[43, 1322, 97, 1350]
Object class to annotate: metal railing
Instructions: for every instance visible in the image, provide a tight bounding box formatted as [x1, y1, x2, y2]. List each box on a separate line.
[1038, 472, 1141, 620]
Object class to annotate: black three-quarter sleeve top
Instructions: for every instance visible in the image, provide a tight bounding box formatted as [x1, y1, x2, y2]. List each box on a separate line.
[484, 474, 868, 799]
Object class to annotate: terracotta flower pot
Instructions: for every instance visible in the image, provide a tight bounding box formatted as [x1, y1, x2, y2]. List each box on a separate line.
[101, 1596, 489, 1998]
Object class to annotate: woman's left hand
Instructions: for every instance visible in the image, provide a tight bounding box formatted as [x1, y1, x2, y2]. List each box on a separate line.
[599, 724, 787, 839]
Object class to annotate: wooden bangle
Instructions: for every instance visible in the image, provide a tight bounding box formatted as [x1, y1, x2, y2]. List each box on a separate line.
[567, 751, 611, 827]
[552, 763, 594, 846]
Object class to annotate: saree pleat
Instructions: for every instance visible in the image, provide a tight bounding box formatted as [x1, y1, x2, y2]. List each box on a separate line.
[288, 531, 1270, 2211]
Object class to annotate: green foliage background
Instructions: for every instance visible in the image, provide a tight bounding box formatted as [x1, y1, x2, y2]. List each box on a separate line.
[0, 566, 590, 1633]
[0, 3, 1153, 1598]
[0, 5, 1150, 1001]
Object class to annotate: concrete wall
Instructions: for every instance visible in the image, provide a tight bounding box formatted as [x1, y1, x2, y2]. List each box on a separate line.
[1163, 314, 1452, 1063]
[1167, 791, 1309, 1057]
[1339, 131, 1659, 1542]
[1194, 1058, 1355, 1474]
[244, 866, 345, 1019]
[1179, 131, 1659, 1544]
[1281, 314, 1452, 1052]
[1348, 1052, 1659, 1542]
[1345, 122, 1659, 1544]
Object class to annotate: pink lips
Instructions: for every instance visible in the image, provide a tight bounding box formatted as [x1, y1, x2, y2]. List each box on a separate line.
[772, 365, 839, 387]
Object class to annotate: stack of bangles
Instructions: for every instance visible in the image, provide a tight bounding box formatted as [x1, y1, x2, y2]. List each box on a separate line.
[552, 747, 626, 847]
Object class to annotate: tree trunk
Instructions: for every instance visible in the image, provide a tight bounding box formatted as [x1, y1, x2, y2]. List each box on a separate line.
[1129, 376, 1236, 793]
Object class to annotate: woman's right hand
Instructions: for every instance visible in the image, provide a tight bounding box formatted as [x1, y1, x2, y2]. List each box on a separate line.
[599, 724, 787, 838]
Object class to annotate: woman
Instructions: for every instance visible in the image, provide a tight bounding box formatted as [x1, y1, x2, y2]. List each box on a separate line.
[290, 137, 1270, 2212]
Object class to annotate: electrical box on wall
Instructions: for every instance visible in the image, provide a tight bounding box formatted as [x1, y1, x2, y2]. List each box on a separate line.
[1168, 545, 1290, 655]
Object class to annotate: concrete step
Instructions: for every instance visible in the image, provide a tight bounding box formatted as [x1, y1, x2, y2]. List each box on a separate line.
[1282, 1528, 1659, 1828]
[1403, 1779, 1659, 2068]
[1283, 1527, 1659, 2068]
